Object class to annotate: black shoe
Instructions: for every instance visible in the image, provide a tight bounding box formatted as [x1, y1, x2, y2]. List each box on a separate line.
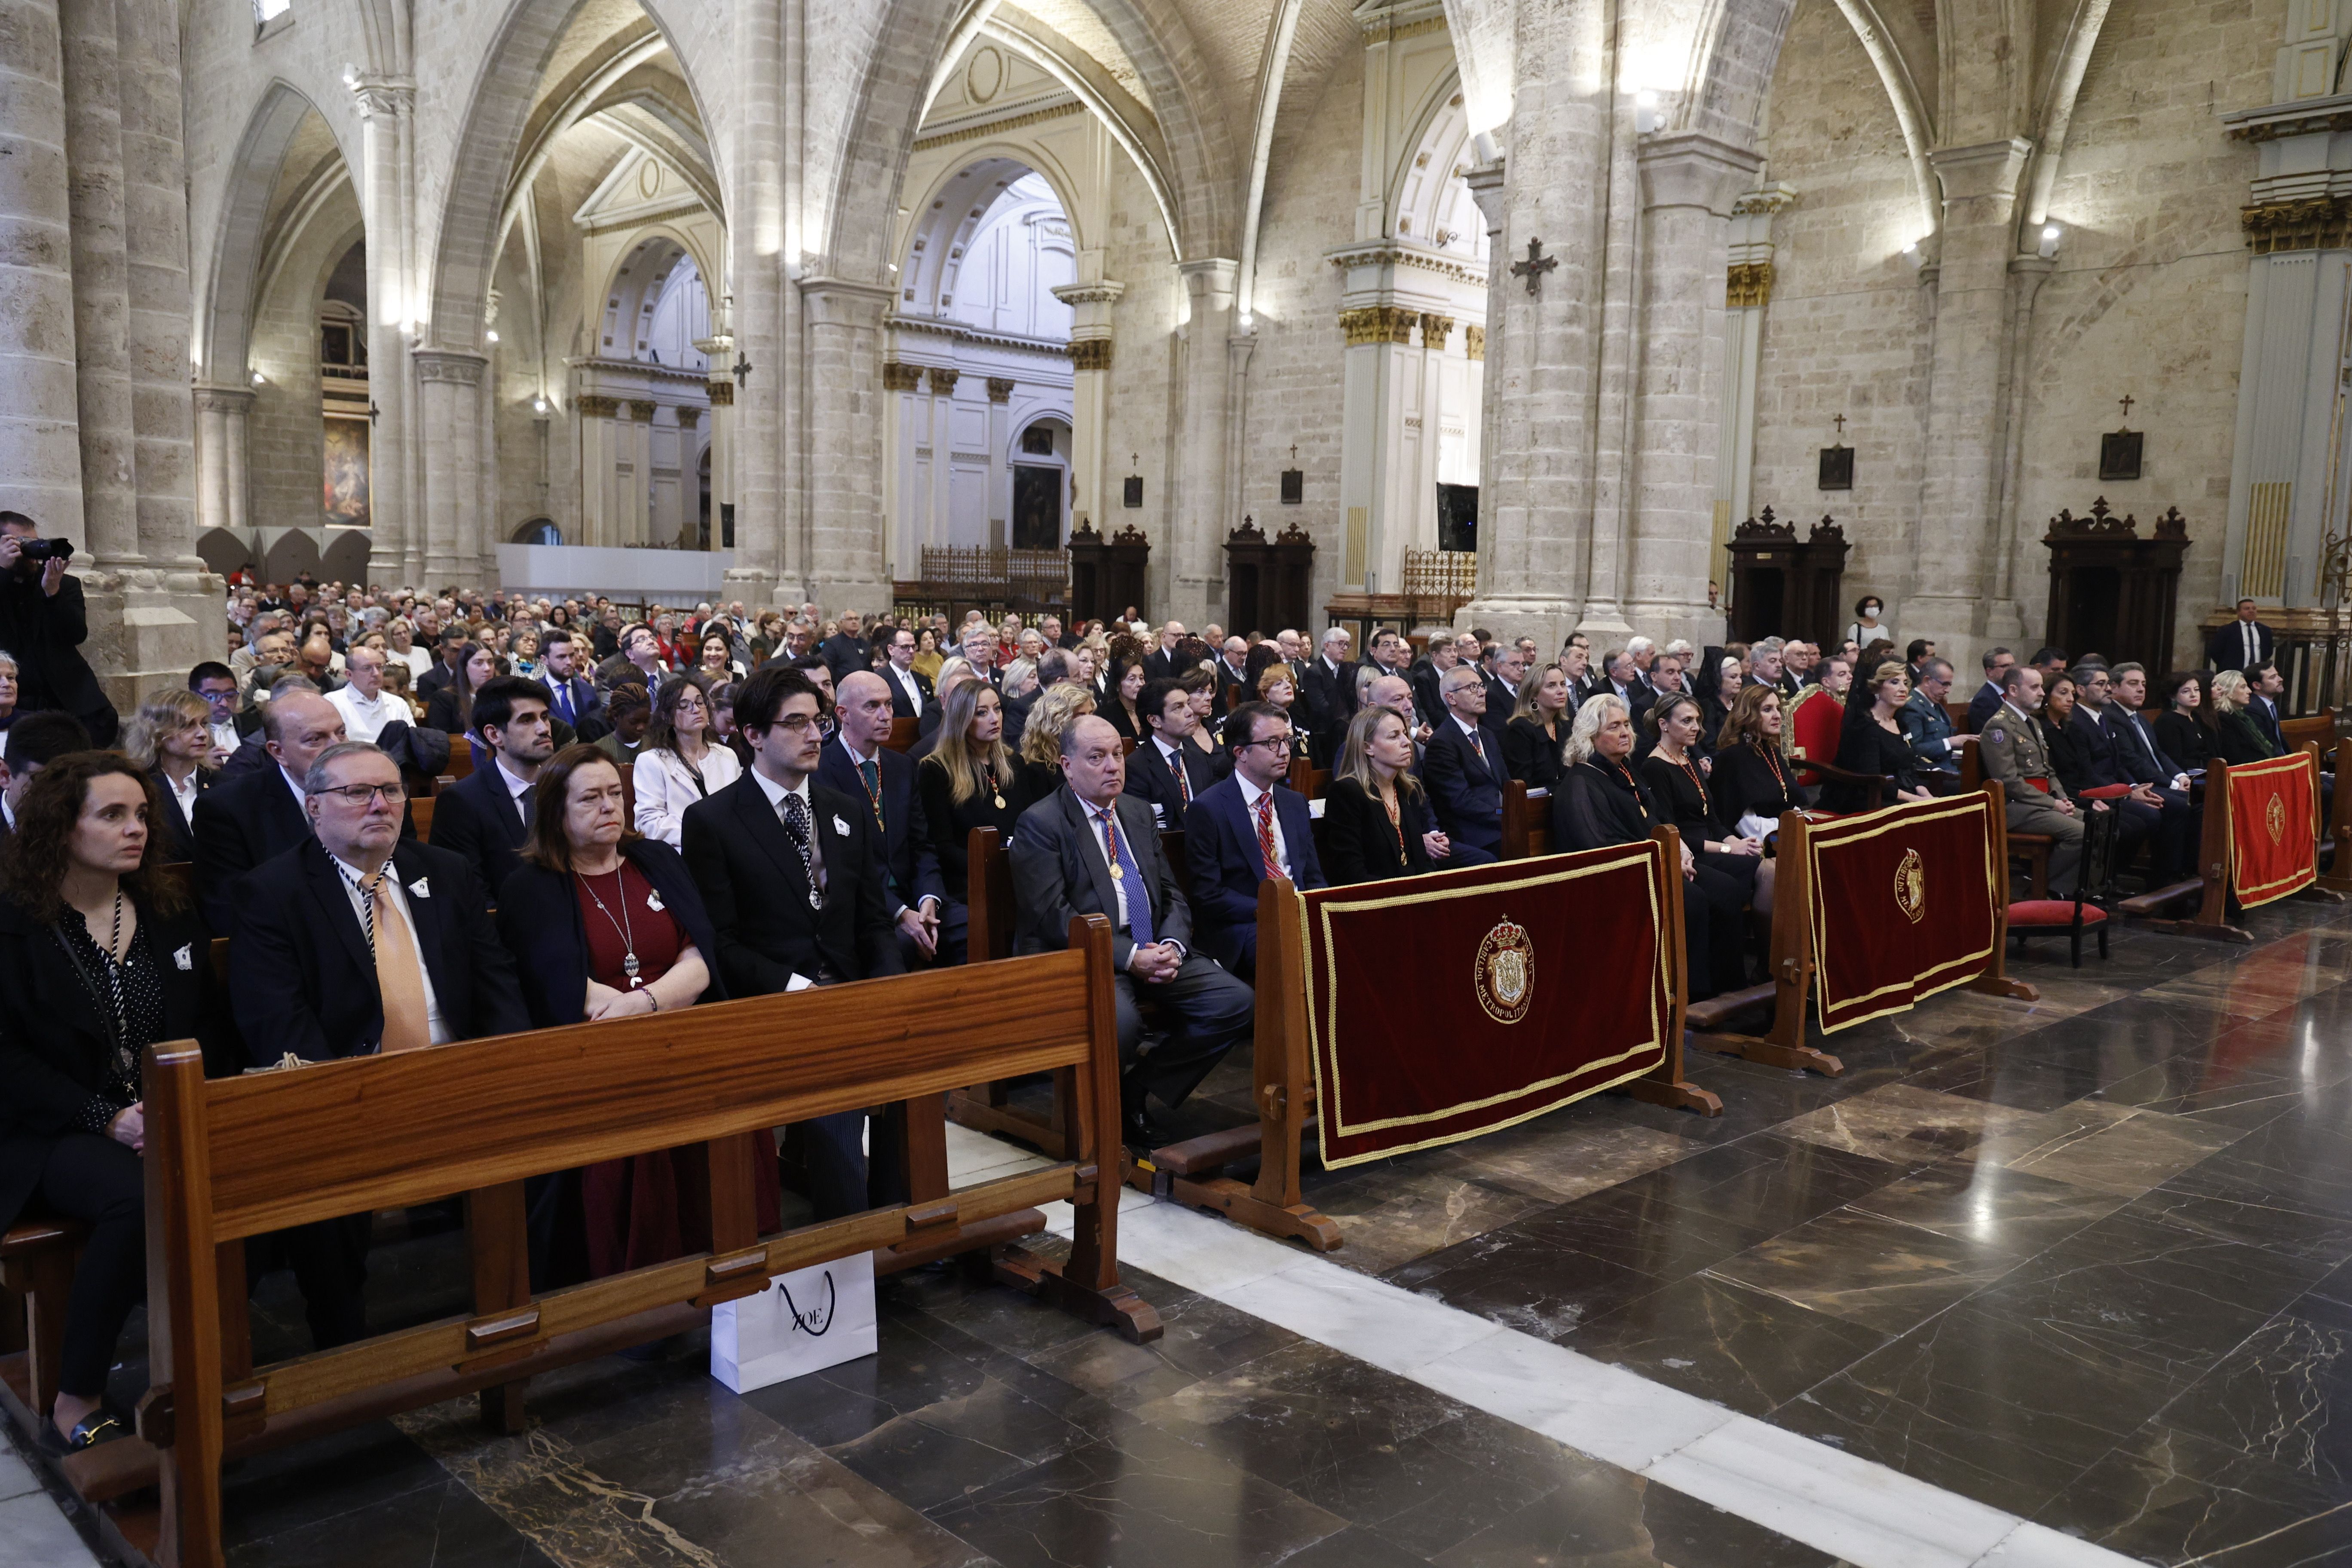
[1122, 1106, 1166, 1152]
[40, 1409, 126, 1455]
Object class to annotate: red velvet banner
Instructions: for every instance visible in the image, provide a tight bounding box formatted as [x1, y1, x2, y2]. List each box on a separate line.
[1303, 842, 1672, 1169]
[2227, 751, 2318, 908]
[1804, 793, 2000, 1033]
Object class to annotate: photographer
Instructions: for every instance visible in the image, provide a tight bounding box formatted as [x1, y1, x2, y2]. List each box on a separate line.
[0, 514, 113, 747]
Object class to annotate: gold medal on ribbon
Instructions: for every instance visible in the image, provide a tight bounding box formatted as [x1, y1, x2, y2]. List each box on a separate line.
[994, 793, 1007, 808]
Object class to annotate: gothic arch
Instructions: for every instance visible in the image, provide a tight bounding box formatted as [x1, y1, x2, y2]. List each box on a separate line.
[200, 82, 359, 383]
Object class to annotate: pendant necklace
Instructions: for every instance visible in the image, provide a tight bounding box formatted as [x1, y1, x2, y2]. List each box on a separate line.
[578, 867, 643, 986]
[984, 764, 1006, 810]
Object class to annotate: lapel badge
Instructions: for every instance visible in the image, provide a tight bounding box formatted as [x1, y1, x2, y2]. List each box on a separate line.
[408, 877, 431, 899]
[174, 943, 194, 971]
[646, 889, 666, 912]
[833, 815, 851, 837]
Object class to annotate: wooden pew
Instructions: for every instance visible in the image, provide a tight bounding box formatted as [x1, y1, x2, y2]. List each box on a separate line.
[882, 716, 919, 754]
[445, 744, 475, 781]
[946, 830, 1072, 1159]
[410, 796, 437, 842]
[132, 929, 1152, 1568]
[1283, 758, 1330, 800]
[2282, 707, 2337, 756]
[1500, 782, 1552, 860]
[0, 1216, 89, 1473]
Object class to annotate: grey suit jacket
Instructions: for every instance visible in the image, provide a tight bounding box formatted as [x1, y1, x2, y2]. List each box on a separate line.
[1008, 788, 1190, 969]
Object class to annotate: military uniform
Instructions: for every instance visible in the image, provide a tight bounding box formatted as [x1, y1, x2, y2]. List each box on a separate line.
[1899, 689, 1964, 788]
[1977, 700, 2085, 892]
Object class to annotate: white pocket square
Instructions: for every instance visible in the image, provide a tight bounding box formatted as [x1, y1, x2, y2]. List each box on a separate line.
[832, 815, 851, 837]
[173, 943, 193, 971]
[408, 877, 431, 898]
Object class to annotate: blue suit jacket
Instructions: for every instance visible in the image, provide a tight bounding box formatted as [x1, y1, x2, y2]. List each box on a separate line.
[1423, 719, 1504, 856]
[1181, 775, 1326, 974]
[816, 735, 944, 921]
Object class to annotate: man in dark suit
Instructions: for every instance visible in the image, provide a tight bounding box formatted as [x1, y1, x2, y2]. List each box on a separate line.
[2250, 662, 2289, 752]
[1183, 702, 1326, 980]
[193, 688, 348, 930]
[957, 622, 1002, 689]
[820, 670, 946, 965]
[1483, 643, 1529, 743]
[1140, 621, 1190, 683]
[230, 740, 526, 1345]
[428, 677, 553, 906]
[2064, 665, 2163, 879]
[1409, 634, 1459, 726]
[1210, 637, 1253, 717]
[1966, 646, 2015, 733]
[2208, 599, 2275, 674]
[535, 630, 605, 738]
[0, 512, 117, 745]
[414, 625, 470, 704]
[1423, 666, 1504, 865]
[2104, 662, 2199, 883]
[1300, 627, 1359, 766]
[819, 610, 874, 685]
[0, 710, 90, 839]
[1125, 677, 1219, 827]
[1009, 715, 1254, 1146]
[878, 626, 934, 721]
[681, 665, 903, 1218]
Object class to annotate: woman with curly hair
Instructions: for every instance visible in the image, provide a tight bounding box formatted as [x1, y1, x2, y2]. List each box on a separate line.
[0, 754, 236, 1452]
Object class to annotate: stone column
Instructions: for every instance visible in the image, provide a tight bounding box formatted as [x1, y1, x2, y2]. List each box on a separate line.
[113, 0, 198, 574]
[1338, 305, 1413, 589]
[1172, 258, 1240, 621]
[413, 351, 484, 585]
[192, 385, 254, 539]
[1626, 133, 1758, 650]
[0, 0, 84, 533]
[798, 277, 895, 608]
[880, 361, 919, 567]
[987, 376, 1014, 549]
[1907, 138, 2033, 668]
[703, 379, 735, 547]
[577, 394, 619, 548]
[57, 0, 137, 567]
[927, 366, 959, 549]
[1054, 281, 1124, 535]
[353, 79, 415, 584]
[1412, 314, 1452, 560]
[628, 400, 657, 545]
[674, 405, 702, 547]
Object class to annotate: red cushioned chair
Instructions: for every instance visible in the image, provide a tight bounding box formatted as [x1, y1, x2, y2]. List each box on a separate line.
[2008, 801, 2117, 967]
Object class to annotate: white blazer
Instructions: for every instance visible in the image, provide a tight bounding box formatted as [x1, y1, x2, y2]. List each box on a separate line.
[632, 743, 744, 846]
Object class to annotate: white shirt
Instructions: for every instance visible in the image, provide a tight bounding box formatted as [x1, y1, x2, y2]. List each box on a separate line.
[889, 663, 924, 710]
[327, 852, 450, 1045]
[1453, 714, 1488, 760]
[493, 755, 534, 825]
[165, 768, 199, 823]
[2237, 620, 2261, 668]
[281, 764, 309, 816]
[1236, 774, 1290, 878]
[393, 645, 431, 680]
[328, 683, 405, 744]
[749, 768, 825, 896]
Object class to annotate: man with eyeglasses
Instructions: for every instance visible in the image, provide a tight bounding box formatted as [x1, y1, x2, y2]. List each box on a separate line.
[229, 740, 524, 1349]
[1182, 702, 1326, 981]
[193, 687, 347, 931]
[681, 665, 903, 1219]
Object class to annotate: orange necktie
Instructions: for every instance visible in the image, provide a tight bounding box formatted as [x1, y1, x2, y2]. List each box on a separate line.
[370, 876, 432, 1054]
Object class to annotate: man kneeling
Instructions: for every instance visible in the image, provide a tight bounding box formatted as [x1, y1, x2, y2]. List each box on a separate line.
[1009, 716, 1253, 1148]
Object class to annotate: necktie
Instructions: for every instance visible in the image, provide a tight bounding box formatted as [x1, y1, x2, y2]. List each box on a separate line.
[555, 683, 573, 723]
[779, 791, 822, 907]
[1468, 728, 1488, 769]
[1172, 747, 1191, 806]
[1098, 808, 1153, 946]
[368, 876, 432, 1054]
[1254, 791, 1283, 879]
[859, 757, 884, 832]
[519, 784, 536, 832]
[2245, 623, 2257, 668]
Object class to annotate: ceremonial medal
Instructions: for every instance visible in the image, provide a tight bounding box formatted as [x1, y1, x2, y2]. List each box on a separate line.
[994, 793, 1008, 808]
[1110, 861, 1126, 879]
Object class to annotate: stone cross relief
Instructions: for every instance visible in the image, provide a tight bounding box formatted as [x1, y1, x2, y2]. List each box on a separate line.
[1510, 239, 1558, 297]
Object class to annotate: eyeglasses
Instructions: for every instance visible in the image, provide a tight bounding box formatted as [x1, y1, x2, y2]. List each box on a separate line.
[1241, 733, 1295, 752]
[768, 713, 821, 732]
[311, 782, 407, 805]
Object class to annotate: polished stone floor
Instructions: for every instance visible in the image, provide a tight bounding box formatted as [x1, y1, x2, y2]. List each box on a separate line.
[15, 897, 2352, 1567]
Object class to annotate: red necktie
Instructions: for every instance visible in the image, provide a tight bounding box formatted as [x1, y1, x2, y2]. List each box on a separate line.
[1254, 791, 1283, 878]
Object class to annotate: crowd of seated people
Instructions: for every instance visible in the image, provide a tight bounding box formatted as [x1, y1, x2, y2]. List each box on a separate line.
[0, 562, 2333, 1461]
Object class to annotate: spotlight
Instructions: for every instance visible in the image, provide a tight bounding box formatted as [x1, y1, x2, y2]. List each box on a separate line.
[2037, 223, 2061, 259]
[1635, 89, 1660, 135]
[249, 370, 266, 386]
[486, 329, 500, 343]
[532, 397, 549, 414]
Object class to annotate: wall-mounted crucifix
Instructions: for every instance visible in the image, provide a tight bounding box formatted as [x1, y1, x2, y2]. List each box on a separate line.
[732, 354, 754, 388]
[2101, 394, 2143, 481]
[1832, 413, 1847, 436]
[1510, 239, 1558, 297]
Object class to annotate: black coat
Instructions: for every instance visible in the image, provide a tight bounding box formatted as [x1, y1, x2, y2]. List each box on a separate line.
[229, 838, 526, 1064]
[1502, 716, 1565, 790]
[2153, 710, 2214, 772]
[1825, 712, 1923, 811]
[2207, 619, 2275, 674]
[495, 840, 722, 1029]
[192, 763, 315, 931]
[0, 893, 236, 1231]
[1124, 734, 1219, 828]
[1709, 744, 1798, 836]
[0, 571, 115, 746]
[1300, 656, 1360, 764]
[1553, 758, 1663, 851]
[1422, 719, 1504, 858]
[429, 760, 531, 908]
[424, 686, 471, 736]
[149, 766, 213, 862]
[1321, 775, 1433, 885]
[820, 633, 874, 684]
[679, 774, 903, 994]
[917, 752, 1032, 905]
[881, 665, 934, 720]
[816, 736, 944, 920]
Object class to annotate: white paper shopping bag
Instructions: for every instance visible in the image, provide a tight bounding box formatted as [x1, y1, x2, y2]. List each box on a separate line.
[709, 1250, 878, 1393]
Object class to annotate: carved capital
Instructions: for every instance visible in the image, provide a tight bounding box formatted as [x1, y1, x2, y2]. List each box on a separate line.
[1340, 306, 1416, 346]
[1464, 325, 1485, 361]
[881, 361, 923, 392]
[986, 377, 1016, 403]
[577, 394, 621, 418]
[927, 367, 959, 396]
[674, 407, 701, 429]
[1418, 313, 1454, 348]
[349, 77, 416, 119]
[2243, 197, 2352, 254]
[1069, 338, 1114, 372]
[628, 400, 658, 423]
[705, 380, 734, 406]
[192, 385, 257, 415]
[413, 350, 487, 386]
[1726, 261, 1774, 309]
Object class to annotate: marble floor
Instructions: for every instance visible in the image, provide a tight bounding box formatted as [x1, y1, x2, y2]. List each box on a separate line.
[14, 897, 2352, 1567]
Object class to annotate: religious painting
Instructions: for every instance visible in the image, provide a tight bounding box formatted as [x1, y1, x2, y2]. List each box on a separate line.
[323, 416, 371, 528]
[1122, 474, 1144, 507]
[1280, 468, 1304, 505]
[2100, 429, 2143, 482]
[1818, 444, 1854, 491]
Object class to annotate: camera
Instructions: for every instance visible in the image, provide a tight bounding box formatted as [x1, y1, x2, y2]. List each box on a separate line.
[14, 538, 73, 564]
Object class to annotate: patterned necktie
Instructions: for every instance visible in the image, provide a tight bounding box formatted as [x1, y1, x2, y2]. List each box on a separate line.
[367, 875, 432, 1054]
[1098, 807, 1153, 946]
[859, 756, 884, 832]
[1254, 790, 1283, 879]
[1468, 727, 1488, 769]
[779, 791, 821, 908]
[1173, 747, 1191, 806]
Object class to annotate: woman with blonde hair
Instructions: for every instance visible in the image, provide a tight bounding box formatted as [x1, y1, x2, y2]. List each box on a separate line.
[918, 678, 1031, 962]
[1255, 663, 1311, 760]
[121, 689, 215, 861]
[1324, 705, 1446, 883]
[2210, 668, 2279, 764]
[1504, 662, 1572, 789]
[1015, 681, 1097, 797]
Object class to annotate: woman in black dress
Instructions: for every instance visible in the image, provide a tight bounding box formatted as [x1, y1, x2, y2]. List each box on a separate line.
[1698, 655, 1744, 754]
[1709, 685, 1801, 882]
[2211, 670, 2281, 765]
[919, 679, 1035, 961]
[2040, 673, 2098, 795]
[1102, 656, 1148, 742]
[1640, 693, 1767, 913]
[0, 753, 236, 1451]
[2152, 671, 2215, 772]
[1551, 694, 1747, 998]
[1503, 662, 1571, 789]
[1823, 661, 1931, 812]
[1323, 706, 1449, 883]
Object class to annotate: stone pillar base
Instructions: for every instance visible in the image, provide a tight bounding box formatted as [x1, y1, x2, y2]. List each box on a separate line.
[722, 566, 781, 613]
[86, 567, 225, 714]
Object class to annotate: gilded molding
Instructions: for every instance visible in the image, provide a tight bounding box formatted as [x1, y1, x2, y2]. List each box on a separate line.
[1464, 325, 1485, 361]
[706, 381, 734, 406]
[882, 361, 924, 392]
[628, 400, 658, 422]
[674, 407, 701, 429]
[576, 394, 621, 418]
[1069, 338, 1114, 372]
[2242, 197, 2352, 254]
[928, 367, 960, 396]
[1327, 243, 1486, 287]
[1341, 306, 1417, 346]
[1418, 313, 1454, 347]
[1726, 261, 1775, 308]
[986, 377, 1016, 403]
